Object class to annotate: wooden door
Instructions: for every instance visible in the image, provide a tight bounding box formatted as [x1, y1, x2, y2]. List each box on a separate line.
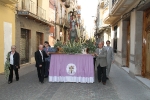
[142, 8, 150, 79]
[20, 28, 29, 64]
[146, 31, 150, 78]
[36, 32, 43, 50]
[126, 22, 130, 67]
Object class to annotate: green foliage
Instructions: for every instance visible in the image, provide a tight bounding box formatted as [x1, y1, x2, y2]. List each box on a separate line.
[82, 39, 96, 54]
[54, 38, 96, 54]
[4, 53, 10, 80]
[54, 41, 63, 48]
[62, 41, 83, 54]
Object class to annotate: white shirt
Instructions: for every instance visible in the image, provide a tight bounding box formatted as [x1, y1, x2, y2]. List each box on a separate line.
[10, 52, 14, 65]
[106, 46, 110, 51]
[99, 48, 102, 55]
[39, 50, 44, 62]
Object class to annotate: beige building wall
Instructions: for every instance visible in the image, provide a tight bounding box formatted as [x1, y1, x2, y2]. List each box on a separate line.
[0, 2, 16, 73]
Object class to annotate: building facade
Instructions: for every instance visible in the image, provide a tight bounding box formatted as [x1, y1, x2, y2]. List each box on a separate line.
[0, 0, 18, 73]
[96, 0, 111, 46]
[99, 0, 150, 79]
[16, 0, 54, 64]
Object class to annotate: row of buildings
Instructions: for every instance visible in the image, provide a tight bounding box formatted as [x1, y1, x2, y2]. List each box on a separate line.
[96, 0, 150, 79]
[0, 0, 85, 73]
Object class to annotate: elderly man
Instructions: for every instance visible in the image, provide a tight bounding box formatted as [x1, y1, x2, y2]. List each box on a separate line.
[35, 45, 49, 83]
[105, 40, 114, 79]
[95, 42, 107, 85]
[8, 45, 20, 84]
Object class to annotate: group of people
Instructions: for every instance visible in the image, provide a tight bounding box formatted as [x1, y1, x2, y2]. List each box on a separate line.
[7, 40, 113, 85]
[35, 41, 56, 83]
[7, 41, 56, 84]
[94, 40, 114, 85]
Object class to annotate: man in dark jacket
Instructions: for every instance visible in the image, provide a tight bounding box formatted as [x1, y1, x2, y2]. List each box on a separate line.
[35, 45, 49, 83]
[8, 45, 20, 84]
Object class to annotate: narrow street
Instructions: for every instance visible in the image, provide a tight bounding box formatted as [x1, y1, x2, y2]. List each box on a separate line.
[0, 64, 149, 100]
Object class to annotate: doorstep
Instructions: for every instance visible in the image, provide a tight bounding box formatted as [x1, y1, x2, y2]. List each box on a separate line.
[122, 67, 150, 89]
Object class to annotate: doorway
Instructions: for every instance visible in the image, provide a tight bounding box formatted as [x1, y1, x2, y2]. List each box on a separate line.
[142, 7, 150, 79]
[126, 22, 130, 67]
[36, 32, 44, 50]
[146, 31, 150, 78]
[20, 28, 30, 64]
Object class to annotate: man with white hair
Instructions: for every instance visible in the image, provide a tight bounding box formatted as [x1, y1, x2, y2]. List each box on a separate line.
[95, 42, 107, 85]
[35, 45, 49, 83]
[8, 45, 20, 84]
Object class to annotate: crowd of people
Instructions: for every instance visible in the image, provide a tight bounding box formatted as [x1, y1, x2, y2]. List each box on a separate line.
[7, 41, 56, 84]
[6, 40, 114, 85]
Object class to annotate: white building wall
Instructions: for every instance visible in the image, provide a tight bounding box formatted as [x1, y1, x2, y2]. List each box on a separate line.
[130, 10, 136, 55]
[117, 21, 123, 52]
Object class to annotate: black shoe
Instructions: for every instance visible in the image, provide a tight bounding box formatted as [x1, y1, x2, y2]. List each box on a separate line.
[44, 76, 48, 78]
[16, 79, 19, 81]
[106, 77, 109, 80]
[8, 81, 12, 84]
[102, 82, 106, 85]
[98, 80, 101, 83]
[41, 81, 44, 84]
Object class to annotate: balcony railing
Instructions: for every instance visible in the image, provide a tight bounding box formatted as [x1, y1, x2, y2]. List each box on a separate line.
[112, 0, 118, 6]
[18, 0, 46, 20]
[59, 18, 70, 28]
[61, 0, 66, 2]
[21, 0, 35, 14]
[37, 6, 46, 19]
[65, 0, 70, 8]
[0, 0, 18, 4]
[103, 0, 109, 9]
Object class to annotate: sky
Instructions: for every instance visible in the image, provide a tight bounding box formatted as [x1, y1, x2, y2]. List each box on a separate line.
[78, 0, 98, 37]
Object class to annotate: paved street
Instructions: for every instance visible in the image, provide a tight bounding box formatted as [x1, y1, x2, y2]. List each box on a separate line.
[0, 64, 150, 100]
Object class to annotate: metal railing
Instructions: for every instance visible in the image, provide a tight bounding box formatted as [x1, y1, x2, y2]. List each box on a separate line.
[59, 18, 70, 28]
[64, 18, 70, 27]
[21, 0, 35, 14]
[112, 0, 118, 6]
[37, 6, 46, 19]
[19, 0, 46, 20]
[65, 0, 70, 8]
[103, 0, 109, 9]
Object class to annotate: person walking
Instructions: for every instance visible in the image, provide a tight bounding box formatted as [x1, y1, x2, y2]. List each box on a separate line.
[95, 42, 107, 85]
[35, 45, 48, 83]
[43, 41, 56, 78]
[8, 45, 20, 84]
[105, 40, 114, 79]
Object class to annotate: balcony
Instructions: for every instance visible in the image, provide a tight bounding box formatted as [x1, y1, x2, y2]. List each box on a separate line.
[59, 18, 70, 28]
[65, 0, 70, 8]
[111, 0, 138, 16]
[99, 0, 104, 7]
[0, 0, 18, 4]
[17, 0, 53, 26]
[103, 0, 109, 9]
[61, 0, 66, 2]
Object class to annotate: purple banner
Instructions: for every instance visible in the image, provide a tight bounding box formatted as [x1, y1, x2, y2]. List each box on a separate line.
[49, 54, 94, 83]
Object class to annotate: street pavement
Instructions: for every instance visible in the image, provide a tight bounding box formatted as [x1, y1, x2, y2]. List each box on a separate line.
[0, 64, 150, 100]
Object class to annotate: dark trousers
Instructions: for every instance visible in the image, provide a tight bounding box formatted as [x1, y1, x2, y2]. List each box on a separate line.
[94, 58, 96, 67]
[97, 65, 106, 83]
[37, 63, 44, 82]
[9, 65, 19, 82]
[44, 61, 50, 76]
